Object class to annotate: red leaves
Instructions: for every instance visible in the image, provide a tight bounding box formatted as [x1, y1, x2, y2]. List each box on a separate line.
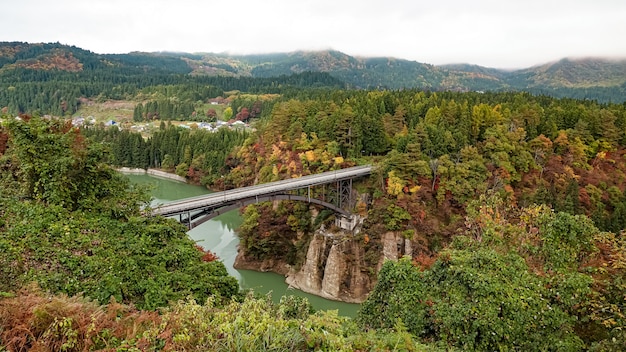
[195, 245, 219, 262]
[235, 107, 250, 122]
[413, 252, 438, 271]
[0, 287, 161, 352]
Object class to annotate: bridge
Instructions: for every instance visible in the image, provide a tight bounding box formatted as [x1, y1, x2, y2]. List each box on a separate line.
[152, 165, 373, 229]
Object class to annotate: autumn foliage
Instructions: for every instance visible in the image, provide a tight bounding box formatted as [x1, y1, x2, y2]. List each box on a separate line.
[0, 286, 162, 351]
[196, 245, 219, 262]
[11, 50, 83, 72]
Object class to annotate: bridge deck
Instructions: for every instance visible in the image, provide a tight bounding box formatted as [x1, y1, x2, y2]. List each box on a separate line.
[152, 165, 372, 217]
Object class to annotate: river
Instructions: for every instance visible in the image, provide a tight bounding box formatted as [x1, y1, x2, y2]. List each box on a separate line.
[125, 173, 360, 317]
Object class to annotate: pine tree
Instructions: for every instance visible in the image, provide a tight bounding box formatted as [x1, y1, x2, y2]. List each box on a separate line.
[133, 103, 144, 122]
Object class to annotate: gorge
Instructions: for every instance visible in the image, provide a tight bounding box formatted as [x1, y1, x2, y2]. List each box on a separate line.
[126, 172, 363, 316]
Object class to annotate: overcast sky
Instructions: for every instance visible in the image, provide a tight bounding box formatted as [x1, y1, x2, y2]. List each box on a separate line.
[2, 0, 625, 69]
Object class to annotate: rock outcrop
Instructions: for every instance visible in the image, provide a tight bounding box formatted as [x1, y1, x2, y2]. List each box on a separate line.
[285, 230, 372, 303]
[234, 225, 416, 303]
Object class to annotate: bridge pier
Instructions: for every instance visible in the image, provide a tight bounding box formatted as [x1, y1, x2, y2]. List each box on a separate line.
[335, 214, 363, 233]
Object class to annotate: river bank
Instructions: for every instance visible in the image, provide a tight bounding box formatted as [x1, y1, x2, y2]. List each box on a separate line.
[117, 167, 187, 183]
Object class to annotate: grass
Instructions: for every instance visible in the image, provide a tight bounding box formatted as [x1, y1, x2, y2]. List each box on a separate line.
[72, 99, 136, 123]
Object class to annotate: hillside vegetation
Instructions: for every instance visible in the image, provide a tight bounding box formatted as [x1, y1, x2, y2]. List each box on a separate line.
[2, 41, 626, 350]
[0, 116, 238, 311]
[0, 115, 438, 352]
[1, 42, 626, 105]
[83, 88, 626, 349]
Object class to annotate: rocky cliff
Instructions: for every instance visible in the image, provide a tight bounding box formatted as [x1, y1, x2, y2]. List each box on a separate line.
[234, 225, 414, 303]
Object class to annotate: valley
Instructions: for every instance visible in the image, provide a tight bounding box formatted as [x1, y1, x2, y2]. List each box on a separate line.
[1, 41, 626, 350]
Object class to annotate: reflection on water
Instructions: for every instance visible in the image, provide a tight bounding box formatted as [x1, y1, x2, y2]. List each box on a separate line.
[125, 173, 360, 317]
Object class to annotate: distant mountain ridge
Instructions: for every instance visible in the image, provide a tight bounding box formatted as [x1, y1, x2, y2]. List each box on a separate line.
[517, 58, 626, 88]
[1, 41, 625, 102]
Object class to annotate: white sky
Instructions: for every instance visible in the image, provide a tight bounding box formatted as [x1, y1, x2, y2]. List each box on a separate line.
[1, 0, 625, 69]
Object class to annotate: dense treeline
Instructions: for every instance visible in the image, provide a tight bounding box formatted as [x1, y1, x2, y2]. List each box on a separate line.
[525, 84, 626, 104]
[0, 63, 345, 116]
[133, 98, 196, 121]
[83, 122, 249, 186]
[130, 95, 274, 122]
[230, 89, 626, 229]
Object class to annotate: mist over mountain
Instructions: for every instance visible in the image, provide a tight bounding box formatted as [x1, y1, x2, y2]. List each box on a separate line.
[1, 42, 625, 102]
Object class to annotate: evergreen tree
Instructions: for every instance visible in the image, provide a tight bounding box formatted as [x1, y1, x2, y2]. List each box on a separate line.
[133, 103, 144, 122]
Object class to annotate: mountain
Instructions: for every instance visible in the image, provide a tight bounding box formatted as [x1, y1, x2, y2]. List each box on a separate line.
[178, 50, 626, 100]
[0, 42, 193, 74]
[502, 58, 626, 101]
[516, 58, 626, 88]
[1, 42, 625, 102]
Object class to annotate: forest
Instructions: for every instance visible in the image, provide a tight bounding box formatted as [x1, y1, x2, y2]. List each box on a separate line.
[1, 43, 626, 349]
[2, 41, 626, 117]
[0, 109, 437, 351]
[0, 67, 343, 117]
[96, 89, 626, 233]
[79, 88, 626, 350]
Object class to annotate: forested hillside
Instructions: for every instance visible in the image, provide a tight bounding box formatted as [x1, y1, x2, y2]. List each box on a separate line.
[0, 116, 238, 310]
[2, 41, 626, 350]
[190, 50, 626, 101]
[88, 88, 626, 349]
[0, 42, 344, 117]
[2, 42, 626, 107]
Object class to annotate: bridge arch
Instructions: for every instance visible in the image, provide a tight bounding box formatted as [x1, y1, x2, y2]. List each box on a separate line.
[176, 193, 351, 229]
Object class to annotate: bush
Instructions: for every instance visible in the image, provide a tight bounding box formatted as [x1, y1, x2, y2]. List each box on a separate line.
[359, 254, 585, 351]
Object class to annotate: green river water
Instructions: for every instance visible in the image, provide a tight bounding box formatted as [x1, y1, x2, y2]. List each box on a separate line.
[126, 173, 360, 317]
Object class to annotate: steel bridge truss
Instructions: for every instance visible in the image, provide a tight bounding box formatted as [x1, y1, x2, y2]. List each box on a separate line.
[176, 179, 356, 230]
